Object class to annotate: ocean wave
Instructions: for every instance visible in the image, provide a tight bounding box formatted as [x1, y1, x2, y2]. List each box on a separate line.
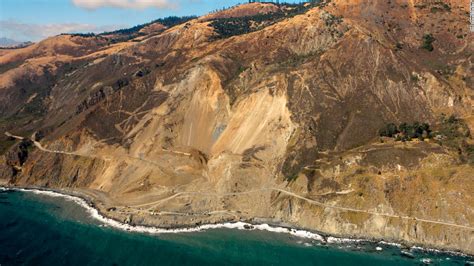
[378, 240, 402, 248]
[327, 236, 364, 244]
[410, 246, 470, 258]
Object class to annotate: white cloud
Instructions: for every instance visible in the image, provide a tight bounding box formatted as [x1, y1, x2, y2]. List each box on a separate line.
[72, 0, 176, 10]
[0, 20, 125, 41]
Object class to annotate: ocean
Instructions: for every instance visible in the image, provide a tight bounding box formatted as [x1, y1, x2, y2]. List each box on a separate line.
[0, 188, 471, 265]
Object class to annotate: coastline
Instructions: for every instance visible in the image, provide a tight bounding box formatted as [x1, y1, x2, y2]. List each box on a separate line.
[1, 185, 472, 258]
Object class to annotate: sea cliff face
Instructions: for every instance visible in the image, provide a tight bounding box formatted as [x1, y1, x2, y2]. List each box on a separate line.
[0, 0, 473, 254]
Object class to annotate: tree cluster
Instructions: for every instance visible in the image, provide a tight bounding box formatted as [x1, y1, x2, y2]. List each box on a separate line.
[210, 3, 318, 39]
[379, 122, 432, 141]
[436, 114, 473, 165]
[101, 16, 197, 36]
[67, 16, 197, 44]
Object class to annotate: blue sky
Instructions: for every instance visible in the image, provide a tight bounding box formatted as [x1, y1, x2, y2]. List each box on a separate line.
[0, 0, 300, 42]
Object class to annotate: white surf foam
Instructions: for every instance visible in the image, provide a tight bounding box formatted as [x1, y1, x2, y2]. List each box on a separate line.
[327, 236, 364, 244]
[410, 246, 469, 258]
[2, 187, 325, 242]
[378, 240, 402, 248]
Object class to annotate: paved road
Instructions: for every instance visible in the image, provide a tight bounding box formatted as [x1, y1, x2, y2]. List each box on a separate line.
[6, 131, 474, 231]
[129, 187, 474, 231]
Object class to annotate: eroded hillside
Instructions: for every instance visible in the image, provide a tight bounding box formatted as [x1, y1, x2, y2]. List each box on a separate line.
[0, 0, 473, 254]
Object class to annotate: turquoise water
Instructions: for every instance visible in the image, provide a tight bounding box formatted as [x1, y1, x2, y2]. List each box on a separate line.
[0, 189, 472, 265]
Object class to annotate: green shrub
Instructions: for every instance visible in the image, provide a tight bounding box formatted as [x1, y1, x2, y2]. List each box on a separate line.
[421, 34, 435, 51]
[435, 114, 470, 148]
[379, 123, 399, 137]
[466, 144, 474, 165]
[395, 42, 403, 50]
[411, 74, 419, 82]
[442, 3, 451, 11]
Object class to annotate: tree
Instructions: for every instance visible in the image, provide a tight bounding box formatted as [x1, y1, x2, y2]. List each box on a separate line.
[421, 34, 435, 51]
[379, 123, 399, 137]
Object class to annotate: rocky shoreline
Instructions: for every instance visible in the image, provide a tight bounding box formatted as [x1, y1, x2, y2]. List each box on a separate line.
[1, 185, 473, 258]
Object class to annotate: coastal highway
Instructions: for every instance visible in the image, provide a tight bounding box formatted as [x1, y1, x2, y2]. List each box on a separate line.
[129, 188, 474, 231]
[5, 131, 474, 232]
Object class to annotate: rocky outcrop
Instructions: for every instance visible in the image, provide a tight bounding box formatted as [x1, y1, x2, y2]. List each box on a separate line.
[1, 139, 33, 179]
